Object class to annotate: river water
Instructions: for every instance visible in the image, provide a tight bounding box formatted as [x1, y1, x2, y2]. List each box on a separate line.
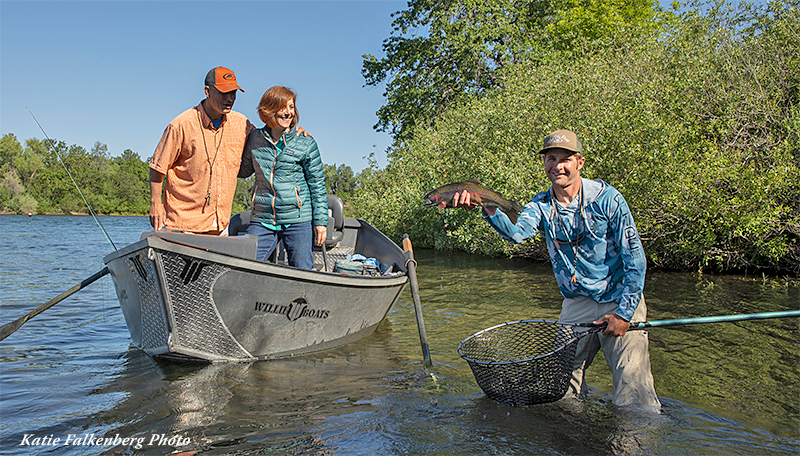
[0, 215, 797, 455]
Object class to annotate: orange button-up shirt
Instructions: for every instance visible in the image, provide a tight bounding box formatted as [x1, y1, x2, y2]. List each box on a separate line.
[150, 102, 254, 233]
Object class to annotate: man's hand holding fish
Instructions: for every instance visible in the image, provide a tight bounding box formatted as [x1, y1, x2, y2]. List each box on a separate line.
[423, 179, 523, 224]
[451, 191, 496, 216]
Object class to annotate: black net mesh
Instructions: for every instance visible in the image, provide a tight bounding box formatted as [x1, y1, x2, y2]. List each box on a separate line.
[459, 320, 579, 406]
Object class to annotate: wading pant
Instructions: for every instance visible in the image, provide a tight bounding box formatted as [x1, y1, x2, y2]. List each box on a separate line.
[559, 295, 661, 408]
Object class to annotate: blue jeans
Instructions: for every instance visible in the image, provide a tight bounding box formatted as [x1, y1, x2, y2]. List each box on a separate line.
[246, 220, 314, 270]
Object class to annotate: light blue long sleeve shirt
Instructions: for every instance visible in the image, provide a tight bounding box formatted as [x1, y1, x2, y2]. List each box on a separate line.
[485, 178, 646, 321]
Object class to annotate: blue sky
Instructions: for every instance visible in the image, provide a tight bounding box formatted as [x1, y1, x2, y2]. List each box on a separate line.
[1, 0, 406, 173]
[2, 0, 769, 174]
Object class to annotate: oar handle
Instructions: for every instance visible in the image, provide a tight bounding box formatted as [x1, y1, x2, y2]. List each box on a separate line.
[629, 310, 800, 329]
[402, 236, 413, 255]
[403, 234, 433, 369]
[320, 242, 329, 272]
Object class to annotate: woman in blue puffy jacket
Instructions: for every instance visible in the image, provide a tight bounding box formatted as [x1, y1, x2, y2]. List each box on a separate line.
[238, 86, 328, 269]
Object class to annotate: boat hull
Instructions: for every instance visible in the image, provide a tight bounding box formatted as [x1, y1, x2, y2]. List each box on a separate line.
[104, 220, 408, 362]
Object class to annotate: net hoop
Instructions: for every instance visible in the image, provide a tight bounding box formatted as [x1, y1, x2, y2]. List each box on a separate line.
[458, 319, 580, 366]
[458, 319, 586, 406]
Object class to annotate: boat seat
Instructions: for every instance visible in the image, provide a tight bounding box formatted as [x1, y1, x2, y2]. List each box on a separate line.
[228, 210, 251, 237]
[323, 194, 345, 248]
[228, 194, 345, 248]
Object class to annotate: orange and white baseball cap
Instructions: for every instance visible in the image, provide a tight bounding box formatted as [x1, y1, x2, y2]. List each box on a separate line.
[204, 66, 244, 93]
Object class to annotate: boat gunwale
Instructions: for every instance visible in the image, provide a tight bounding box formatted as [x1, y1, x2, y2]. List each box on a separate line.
[104, 230, 409, 290]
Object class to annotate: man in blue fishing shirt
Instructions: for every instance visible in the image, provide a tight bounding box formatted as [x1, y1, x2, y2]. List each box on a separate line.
[452, 129, 660, 408]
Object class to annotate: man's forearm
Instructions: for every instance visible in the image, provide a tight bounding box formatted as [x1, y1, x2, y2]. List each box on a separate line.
[149, 168, 164, 204]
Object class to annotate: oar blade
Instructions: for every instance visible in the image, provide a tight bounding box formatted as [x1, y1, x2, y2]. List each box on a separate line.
[0, 267, 109, 342]
[0, 317, 29, 342]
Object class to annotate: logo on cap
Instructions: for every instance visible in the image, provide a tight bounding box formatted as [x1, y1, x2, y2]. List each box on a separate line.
[545, 134, 569, 146]
[205, 66, 244, 93]
[540, 129, 582, 154]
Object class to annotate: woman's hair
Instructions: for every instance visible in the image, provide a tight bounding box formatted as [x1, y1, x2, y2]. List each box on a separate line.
[258, 86, 299, 129]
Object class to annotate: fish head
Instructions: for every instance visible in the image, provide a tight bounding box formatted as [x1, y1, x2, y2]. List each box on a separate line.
[423, 190, 444, 206]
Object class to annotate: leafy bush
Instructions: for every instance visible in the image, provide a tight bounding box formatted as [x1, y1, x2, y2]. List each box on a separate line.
[354, 0, 799, 274]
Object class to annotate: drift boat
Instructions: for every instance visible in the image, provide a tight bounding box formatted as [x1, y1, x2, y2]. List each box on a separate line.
[103, 196, 409, 362]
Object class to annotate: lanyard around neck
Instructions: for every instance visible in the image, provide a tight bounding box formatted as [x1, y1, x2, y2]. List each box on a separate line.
[549, 186, 584, 283]
[197, 111, 224, 206]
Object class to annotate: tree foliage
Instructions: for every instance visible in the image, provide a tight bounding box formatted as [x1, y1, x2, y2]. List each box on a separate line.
[323, 163, 357, 200]
[362, 0, 661, 143]
[363, 0, 544, 142]
[0, 134, 151, 215]
[355, 0, 800, 274]
[0, 132, 356, 221]
[547, 0, 661, 49]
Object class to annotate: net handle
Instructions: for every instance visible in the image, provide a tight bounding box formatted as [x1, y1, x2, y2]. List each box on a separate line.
[629, 310, 800, 328]
[574, 310, 800, 330]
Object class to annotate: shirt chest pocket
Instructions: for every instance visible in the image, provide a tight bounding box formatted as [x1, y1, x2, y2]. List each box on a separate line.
[220, 135, 247, 168]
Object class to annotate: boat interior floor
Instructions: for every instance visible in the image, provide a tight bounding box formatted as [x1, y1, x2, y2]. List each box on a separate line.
[138, 230, 356, 272]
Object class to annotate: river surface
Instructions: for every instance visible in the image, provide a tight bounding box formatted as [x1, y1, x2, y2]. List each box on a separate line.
[0, 215, 798, 455]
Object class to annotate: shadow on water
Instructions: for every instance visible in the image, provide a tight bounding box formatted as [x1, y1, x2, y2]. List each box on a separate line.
[0, 216, 798, 455]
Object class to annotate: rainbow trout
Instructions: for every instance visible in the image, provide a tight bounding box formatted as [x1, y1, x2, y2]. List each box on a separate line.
[423, 179, 524, 224]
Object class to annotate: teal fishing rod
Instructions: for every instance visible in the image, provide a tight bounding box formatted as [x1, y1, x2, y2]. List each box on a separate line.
[629, 310, 800, 329]
[27, 107, 117, 250]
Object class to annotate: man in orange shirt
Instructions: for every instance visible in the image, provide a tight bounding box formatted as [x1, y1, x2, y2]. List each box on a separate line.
[149, 67, 311, 235]
[149, 66, 253, 234]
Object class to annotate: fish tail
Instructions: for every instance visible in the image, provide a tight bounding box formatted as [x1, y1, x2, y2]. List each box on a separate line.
[506, 200, 524, 225]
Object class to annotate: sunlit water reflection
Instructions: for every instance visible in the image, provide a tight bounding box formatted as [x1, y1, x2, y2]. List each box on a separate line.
[0, 215, 797, 455]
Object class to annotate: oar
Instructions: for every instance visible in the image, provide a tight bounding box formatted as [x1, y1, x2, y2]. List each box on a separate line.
[403, 234, 433, 368]
[627, 309, 800, 329]
[0, 267, 109, 342]
[321, 242, 329, 272]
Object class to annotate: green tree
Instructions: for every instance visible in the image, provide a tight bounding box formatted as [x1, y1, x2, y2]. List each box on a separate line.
[324, 163, 356, 200]
[0, 134, 156, 215]
[111, 149, 150, 214]
[0, 168, 30, 213]
[0, 133, 23, 171]
[354, 0, 799, 274]
[0, 134, 25, 212]
[547, 0, 660, 50]
[232, 176, 255, 216]
[362, 0, 661, 144]
[362, 0, 544, 143]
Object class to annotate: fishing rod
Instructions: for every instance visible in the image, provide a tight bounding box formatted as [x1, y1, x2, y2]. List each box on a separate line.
[26, 107, 117, 250]
[1, 110, 118, 342]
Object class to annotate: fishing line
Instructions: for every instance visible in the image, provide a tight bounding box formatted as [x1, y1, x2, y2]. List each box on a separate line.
[26, 107, 118, 250]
